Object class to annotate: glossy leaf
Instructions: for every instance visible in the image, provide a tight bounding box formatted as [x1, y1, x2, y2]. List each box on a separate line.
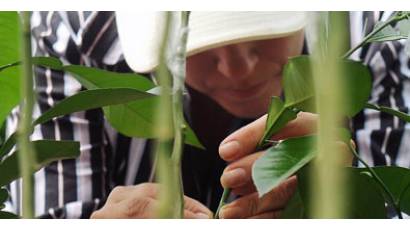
[63, 65, 203, 149]
[282, 56, 371, 117]
[33, 88, 154, 126]
[366, 103, 410, 122]
[296, 165, 387, 218]
[367, 17, 410, 43]
[281, 188, 305, 218]
[282, 56, 315, 112]
[0, 140, 80, 187]
[32, 56, 63, 70]
[0, 133, 17, 161]
[258, 97, 298, 148]
[353, 166, 410, 215]
[63, 65, 155, 91]
[0, 12, 21, 127]
[252, 135, 316, 197]
[0, 211, 19, 219]
[340, 60, 372, 117]
[0, 188, 8, 204]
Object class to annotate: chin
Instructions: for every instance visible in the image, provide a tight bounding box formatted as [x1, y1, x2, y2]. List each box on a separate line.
[224, 104, 266, 119]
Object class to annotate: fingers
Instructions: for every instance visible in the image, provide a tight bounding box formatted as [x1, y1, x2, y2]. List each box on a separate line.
[91, 197, 157, 218]
[269, 112, 317, 140]
[248, 211, 282, 219]
[219, 112, 317, 162]
[220, 151, 264, 191]
[91, 183, 211, 219]
[183, 196, 213, 218]
[219, 115, 267, 162]
[106, 183, 159, 204]
[219, 176, 297, 219]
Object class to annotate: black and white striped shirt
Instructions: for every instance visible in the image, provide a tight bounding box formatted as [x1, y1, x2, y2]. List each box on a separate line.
[4, 11, 410, 218]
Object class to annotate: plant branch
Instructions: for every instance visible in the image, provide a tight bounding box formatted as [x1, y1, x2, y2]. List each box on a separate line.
[17, 11, 36, 219]
[349, 143, 403, 219]
[342, 11, 404, 59]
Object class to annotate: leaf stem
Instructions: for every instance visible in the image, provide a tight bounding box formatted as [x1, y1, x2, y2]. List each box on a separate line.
[16, 11, 36, 219]
[349, 143, 403, 219]
[215, 141, 266, 218]
[214, 188, 231, 219]
[342, 12, 404, 59]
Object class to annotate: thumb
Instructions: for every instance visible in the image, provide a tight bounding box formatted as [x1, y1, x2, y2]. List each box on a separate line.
[183, 196, 212, 218]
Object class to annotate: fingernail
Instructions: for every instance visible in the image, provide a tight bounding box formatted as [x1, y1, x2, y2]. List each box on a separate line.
[195, 212, 210, 219]
[219, 141, 240, 160]
[221, 168, 246, 186]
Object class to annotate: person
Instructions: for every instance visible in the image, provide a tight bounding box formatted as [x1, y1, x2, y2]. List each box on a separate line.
[4, 11, 410, 219]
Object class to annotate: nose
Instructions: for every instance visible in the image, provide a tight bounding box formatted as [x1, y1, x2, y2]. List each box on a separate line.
[215, 44, 259, 80]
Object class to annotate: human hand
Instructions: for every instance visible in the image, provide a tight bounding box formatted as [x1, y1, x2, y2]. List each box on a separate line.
[90, 183, 212, 219]
[218, 112, 352, 218]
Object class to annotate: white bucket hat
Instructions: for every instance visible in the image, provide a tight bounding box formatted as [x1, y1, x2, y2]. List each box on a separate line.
[116, 11, 307, 73]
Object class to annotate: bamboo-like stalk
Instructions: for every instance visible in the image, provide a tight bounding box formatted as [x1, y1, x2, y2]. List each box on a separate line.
[17, 11, 36, 219]
[155, 11, 190, 219]
[170, 11, 190, 217]
[309, 12, 350, 218]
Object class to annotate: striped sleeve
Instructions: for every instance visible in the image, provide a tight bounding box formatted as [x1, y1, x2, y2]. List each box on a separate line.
[351, 11, 410, 168]
[5, 11, 136, 218]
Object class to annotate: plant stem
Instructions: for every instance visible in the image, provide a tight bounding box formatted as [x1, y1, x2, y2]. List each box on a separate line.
[214, 188, 231, 219]
[342, 11, 403, 59]
[215, 142, 266, 218]
[170, 11, 190, 218]
[310, 12, 350, 218]
[154, 11, 176, 218]
[17, 11, 36, 219]
[349, 144, 403, 219]
[155, 11, 190, 219]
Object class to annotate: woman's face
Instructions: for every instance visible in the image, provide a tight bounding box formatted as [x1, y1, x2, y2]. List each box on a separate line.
[186, 30, 305, 118]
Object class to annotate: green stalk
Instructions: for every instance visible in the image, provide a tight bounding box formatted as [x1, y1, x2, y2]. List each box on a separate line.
[154, 11, 175, 218]
[349, 144, 403, 219]
[170, 11, 190, 218]
[310, 12, 350, 218]
[16, 11, 36, 219]
[155, 11, 190, 219]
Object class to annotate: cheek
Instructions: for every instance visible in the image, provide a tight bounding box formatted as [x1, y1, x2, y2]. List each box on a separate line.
[186, 56, 215, 92]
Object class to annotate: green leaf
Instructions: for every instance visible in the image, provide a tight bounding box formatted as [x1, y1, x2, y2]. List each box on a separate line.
[0, 12, 21, 127]
[62, 65, 203, 149]
[0, 133, 17, 161]
[346, 169, 387, 218]
[33, 88, 154, 126]
[63, 65, 155, 91]
[340, 60, 372, 117]
[365, 103, 410, 122]
[282, 56, 371, 117]
[0, 188, 8, 204]
[282, 56, 315, 112]
[296, 165, 387, 218]
[104, 97, 204, 149]
[367, 16, 410, 43]
[252, 135, 317, 197]
[184, 121, 205, 149]
[353, 166, 410, 215]
[0, 211, 19, 219]
[0, 140, 80, 187]
[281, 188, 305, 218]
[258, 97, 298, 148]
[32, 56, 63, 70]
